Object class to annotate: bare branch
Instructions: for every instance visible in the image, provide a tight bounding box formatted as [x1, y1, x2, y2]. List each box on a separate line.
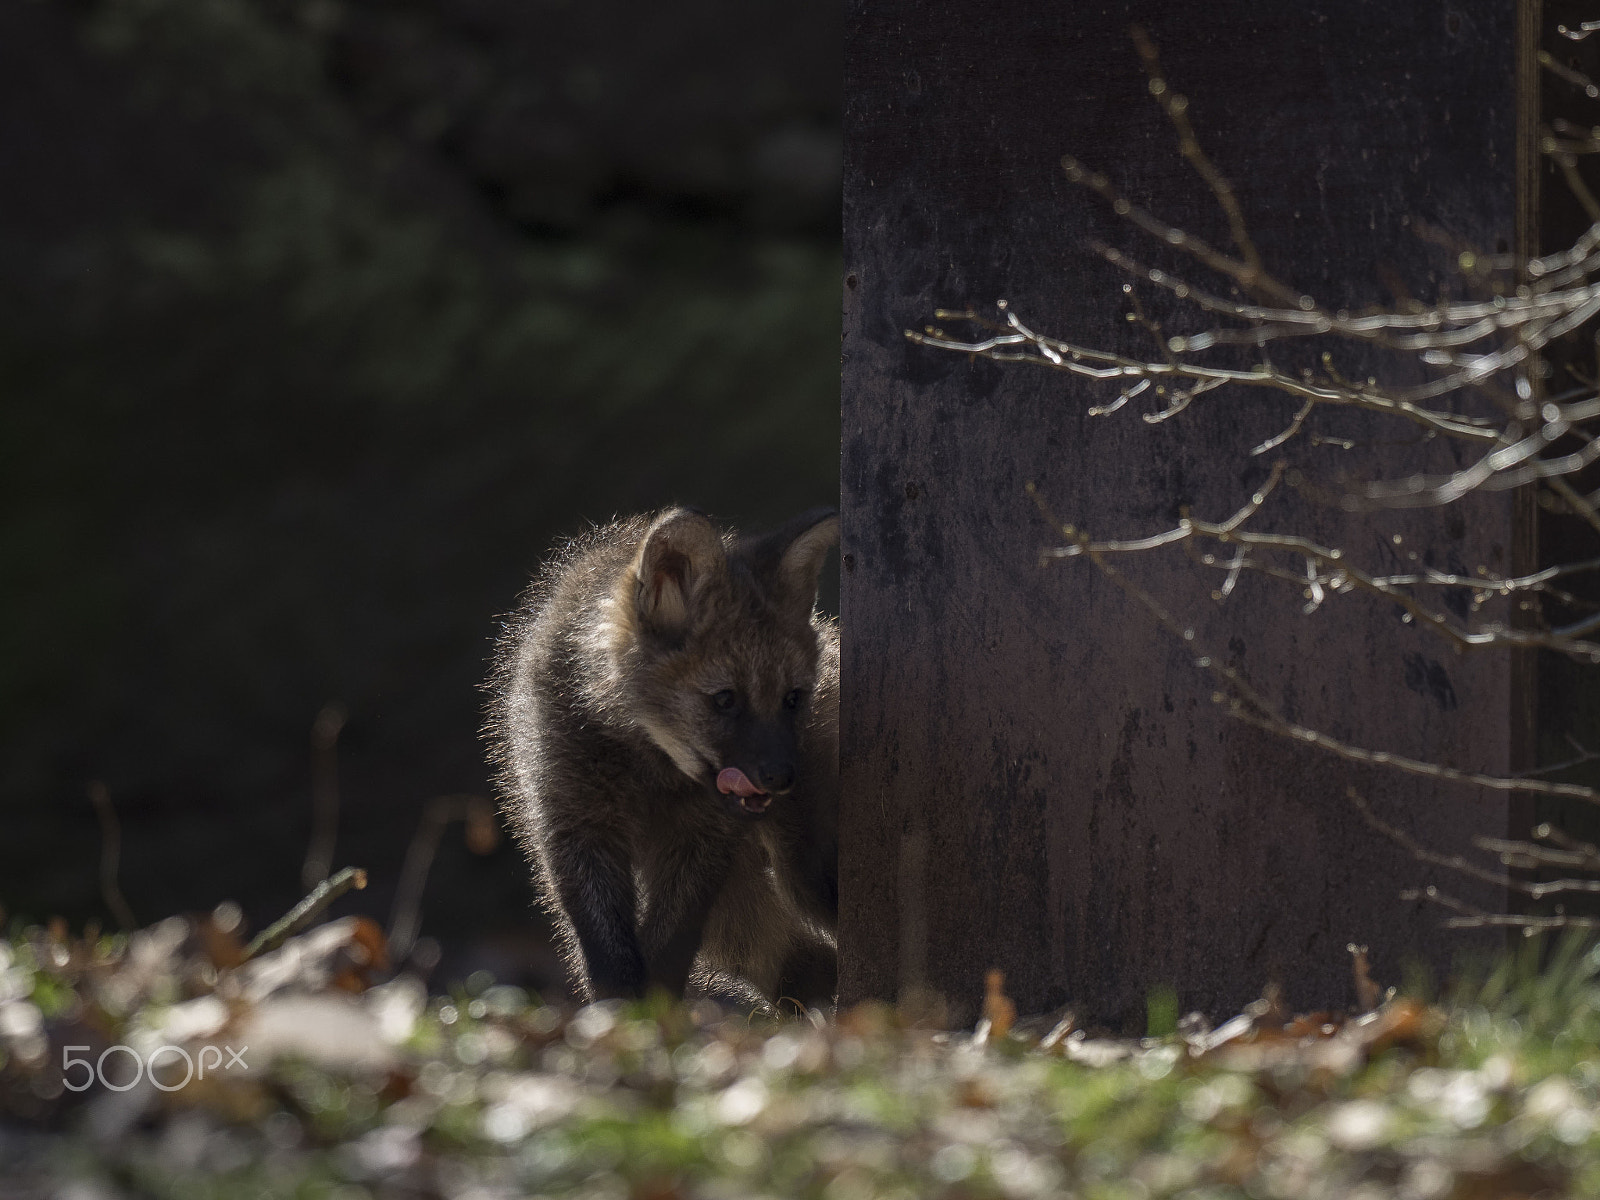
[1402, 885, 1600, 930]
[1129, 26, 1280, 304]
[1511, 734, 1600, 780]
[1066, 545, 1600, 804]
[1043, 476, 1600, 662]
[909, 309, 1503, 443]
[1351, 788, 1600, 897]
[1057, 155, 1302, 309]
[1251, 398, 1316, 457]
[927, 22, 1600, 936]
[1220, 699, 1599, 800]
[1547, 475, 1600, 537]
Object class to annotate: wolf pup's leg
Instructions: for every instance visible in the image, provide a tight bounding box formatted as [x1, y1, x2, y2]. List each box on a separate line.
[775, 937, 838, 1011]
[636, 833, 742, 997]
[543, 825, 648, 1001]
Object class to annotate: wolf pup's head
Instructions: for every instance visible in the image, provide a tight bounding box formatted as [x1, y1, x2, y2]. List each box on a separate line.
[609, 506, 837, 818]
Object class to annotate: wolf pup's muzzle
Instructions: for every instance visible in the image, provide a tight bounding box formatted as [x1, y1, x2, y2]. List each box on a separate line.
[716, 767, 773, 815]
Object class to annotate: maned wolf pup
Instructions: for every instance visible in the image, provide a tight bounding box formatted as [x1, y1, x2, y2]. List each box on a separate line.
[488, 507, 839, 1007]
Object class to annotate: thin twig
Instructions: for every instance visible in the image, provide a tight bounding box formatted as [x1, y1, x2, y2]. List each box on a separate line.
[241, 866, 367, 963]
[1402, 885, 1600, 930]
[388, 794, 500, 964]
[1064, 542, 1600, 804]
[910, 310, 1503, 443]
[1351, 788, 1600, 897]
[1042, 474, 1600, 663]
[301, 701, 347, 890]
[87, 781, 137, 933]
[1130, 26, 1276, 302]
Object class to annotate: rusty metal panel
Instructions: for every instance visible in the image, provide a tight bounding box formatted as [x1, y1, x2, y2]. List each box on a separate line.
[841, 3, 1525, 1027]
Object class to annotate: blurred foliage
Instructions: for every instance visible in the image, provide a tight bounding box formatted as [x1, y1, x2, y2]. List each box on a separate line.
[0, 0, 840, 971]
[8, 915, 1600, 1197]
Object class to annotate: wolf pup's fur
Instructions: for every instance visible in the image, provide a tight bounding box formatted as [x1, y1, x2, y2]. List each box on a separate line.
[488, 507, 839, 1006]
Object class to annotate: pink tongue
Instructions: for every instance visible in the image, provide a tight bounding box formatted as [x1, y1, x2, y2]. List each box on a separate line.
[716, 767, 764, 798]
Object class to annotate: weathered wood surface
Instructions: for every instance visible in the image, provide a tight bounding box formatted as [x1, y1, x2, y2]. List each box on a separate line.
[841, 3, 1529, 1027]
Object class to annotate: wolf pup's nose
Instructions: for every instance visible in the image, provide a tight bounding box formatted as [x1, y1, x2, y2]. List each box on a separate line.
[757, 763, 796, 794]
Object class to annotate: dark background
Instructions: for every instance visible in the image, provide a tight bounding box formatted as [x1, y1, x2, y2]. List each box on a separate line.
[0, 0, 841, 996]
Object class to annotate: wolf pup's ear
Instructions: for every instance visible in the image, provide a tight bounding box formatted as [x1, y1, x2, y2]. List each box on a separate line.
[759, 507, 839, 620]
[634, 509, 727, 637]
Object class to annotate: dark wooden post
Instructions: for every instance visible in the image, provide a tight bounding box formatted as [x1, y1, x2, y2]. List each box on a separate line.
[841, 3, 1537, 1027]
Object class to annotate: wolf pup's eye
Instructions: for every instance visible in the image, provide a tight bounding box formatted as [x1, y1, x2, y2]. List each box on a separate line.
[711, 689, 739, 712]
[784, 689, 804, 710]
